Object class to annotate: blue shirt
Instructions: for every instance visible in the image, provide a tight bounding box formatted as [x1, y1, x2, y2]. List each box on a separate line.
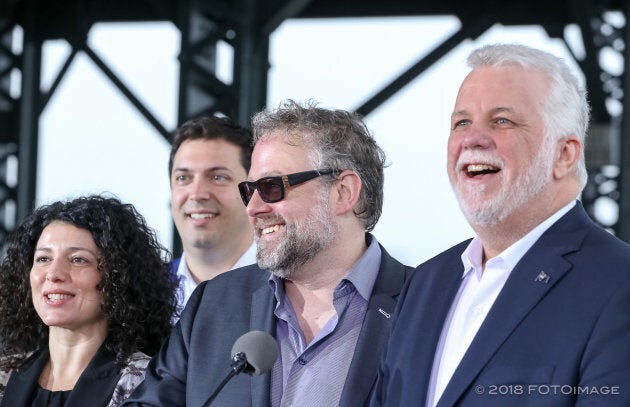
[269, 235, 382, 407]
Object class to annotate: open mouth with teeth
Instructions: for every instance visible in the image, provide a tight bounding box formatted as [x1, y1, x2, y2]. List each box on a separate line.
[188, 213, 216, 220]
[466, 164, 500, 177]
[261, 225, 281, 235]
[47, 293, 73, 302]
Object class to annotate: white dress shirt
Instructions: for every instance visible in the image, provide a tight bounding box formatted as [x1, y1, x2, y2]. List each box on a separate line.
[427, 201, 576, 406]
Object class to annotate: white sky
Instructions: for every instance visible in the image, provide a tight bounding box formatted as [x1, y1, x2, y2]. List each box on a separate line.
[35, 16, 583, 267]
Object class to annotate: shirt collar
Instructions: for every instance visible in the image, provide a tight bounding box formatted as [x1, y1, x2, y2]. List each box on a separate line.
[461, 200, 577, 278]
[177, 241, 256, 281]
[269, 233, 382, 302]
[176, 251, 193, 282]
[347, 233, 381, 300]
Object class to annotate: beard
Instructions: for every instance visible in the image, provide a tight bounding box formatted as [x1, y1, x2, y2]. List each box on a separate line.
[255, 188, 339, 279]
[452, 135, 555, 227]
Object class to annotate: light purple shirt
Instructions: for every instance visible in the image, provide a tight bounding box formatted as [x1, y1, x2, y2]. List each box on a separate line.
[269, 235, 382, 407]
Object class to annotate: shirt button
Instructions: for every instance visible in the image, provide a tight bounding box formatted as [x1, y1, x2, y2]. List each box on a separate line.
[297, 357, 307, 365]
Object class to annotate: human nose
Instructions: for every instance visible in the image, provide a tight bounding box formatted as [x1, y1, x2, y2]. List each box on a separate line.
[245, 189, 271, 219]
[45, 261, 68, 282]
[460, 123, 493, 150]
[188, 178, 212, 201]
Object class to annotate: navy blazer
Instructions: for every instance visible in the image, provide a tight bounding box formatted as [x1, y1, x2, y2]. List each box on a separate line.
[124, 239, 413, 407]
[372, 201, 630, 406]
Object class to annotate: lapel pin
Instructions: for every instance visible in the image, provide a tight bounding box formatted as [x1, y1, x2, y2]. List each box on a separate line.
[378, 308, 391, 318]
[534, 270, 550, 284]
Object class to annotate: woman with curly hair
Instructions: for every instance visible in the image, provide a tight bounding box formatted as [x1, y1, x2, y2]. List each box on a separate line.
[0, 195, 178, 406]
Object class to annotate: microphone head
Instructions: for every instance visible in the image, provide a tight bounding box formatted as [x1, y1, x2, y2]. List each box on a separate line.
[231, 331, 278, 376]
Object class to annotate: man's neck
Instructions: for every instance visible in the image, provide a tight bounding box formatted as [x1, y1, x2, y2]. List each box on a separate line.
[184, 236, 253, 283]
[286, 232, 367, 291]
[476, 197, 576, 260]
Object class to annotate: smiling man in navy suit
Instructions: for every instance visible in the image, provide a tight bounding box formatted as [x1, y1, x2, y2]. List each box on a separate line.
[372, 43, 630, 407]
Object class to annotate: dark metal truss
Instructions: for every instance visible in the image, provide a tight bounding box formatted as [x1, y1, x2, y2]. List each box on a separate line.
[0, 0, 628, 252]
[0, 20, 19, 246]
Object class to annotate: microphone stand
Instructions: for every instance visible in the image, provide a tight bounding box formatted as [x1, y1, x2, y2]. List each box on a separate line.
[201, 352, 249, 407]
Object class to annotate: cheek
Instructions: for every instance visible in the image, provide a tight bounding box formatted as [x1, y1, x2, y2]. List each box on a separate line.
[446, 150, 459, 176]
[446, 135, 460, 160]
[213, 189, 231, 203]
[85, 278, 104, 300]
[30, 272, 42, 305]
[232, 194, 249, 211]
[171, 188, 186, 205]
[29, 270, 43, 289]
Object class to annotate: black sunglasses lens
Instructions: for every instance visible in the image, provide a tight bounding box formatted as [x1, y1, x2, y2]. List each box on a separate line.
[258, 178, 284, 203]
[238, 182, 255, 205]
[238, 178, 285, 206]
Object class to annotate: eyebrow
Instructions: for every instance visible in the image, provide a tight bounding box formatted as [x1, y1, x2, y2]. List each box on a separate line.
[34, 246, 99, 257]
[452, 106, 516, 118]
[173, 165, 232, 173]
[489, 107, 516, 115]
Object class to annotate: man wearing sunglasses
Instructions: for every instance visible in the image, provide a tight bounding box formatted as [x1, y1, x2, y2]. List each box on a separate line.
[124, 100, 413, 407]
[168, 115, 256, 320]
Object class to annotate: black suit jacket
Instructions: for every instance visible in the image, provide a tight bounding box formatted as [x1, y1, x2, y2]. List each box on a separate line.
[372, 202, 630, 406]
[0, 343, 147, 407]
[124, 238, 413, 406]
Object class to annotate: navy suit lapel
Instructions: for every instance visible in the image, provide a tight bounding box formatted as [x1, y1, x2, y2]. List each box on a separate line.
[341, 293, 395, 407]
[249, 274, 275, 332]
[340, 245, 410, 407]
[437, 204, 588, 407]
[249, 271, 276, 407]
[411, 245, 469, 405]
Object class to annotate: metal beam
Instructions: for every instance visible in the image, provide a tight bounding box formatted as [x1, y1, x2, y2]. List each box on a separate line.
[16, 13, 41, 223]
[82, 43, 172, 141]
[234, 0, 268, 127]
[618, 0, 630, 241]
[355, 17, 492, 116]
[0, 21, 19, 242]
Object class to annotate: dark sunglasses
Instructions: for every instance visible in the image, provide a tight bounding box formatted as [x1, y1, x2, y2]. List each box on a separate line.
[238, 169, 338, 206]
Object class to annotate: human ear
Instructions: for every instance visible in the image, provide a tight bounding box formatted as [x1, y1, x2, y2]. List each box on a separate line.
[553, 136, 581, 180]
[333, 170, 362, 216]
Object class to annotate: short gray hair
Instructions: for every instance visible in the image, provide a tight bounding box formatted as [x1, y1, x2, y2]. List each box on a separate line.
[252, 99, 386, 232]
[468, 43, 590, 188]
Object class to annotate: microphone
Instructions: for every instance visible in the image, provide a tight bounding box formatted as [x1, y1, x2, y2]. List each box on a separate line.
[202, 331, 278, 406]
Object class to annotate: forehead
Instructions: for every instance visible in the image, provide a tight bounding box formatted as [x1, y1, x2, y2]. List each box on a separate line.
[173, 138, 243, 167]
[454, 65, 549, 113]
[37, 221, 96, 248]
[250, 133, 312, 177]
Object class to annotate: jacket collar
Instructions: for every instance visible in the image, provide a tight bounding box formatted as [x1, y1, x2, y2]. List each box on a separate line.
[340, 242, 412, 407]
[436, 202, 590, 406]
[3, 342, 121, 407]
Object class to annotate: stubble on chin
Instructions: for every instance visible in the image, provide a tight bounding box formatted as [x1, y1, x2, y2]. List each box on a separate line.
[255, 192, 338, 279]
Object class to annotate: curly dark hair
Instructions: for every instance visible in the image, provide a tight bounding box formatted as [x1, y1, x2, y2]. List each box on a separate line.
[0, 195, 178, 369]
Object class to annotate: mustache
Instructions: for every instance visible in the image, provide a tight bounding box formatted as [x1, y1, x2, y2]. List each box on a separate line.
[255, 215, 285, 229]
[455, 151, 504, 172]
